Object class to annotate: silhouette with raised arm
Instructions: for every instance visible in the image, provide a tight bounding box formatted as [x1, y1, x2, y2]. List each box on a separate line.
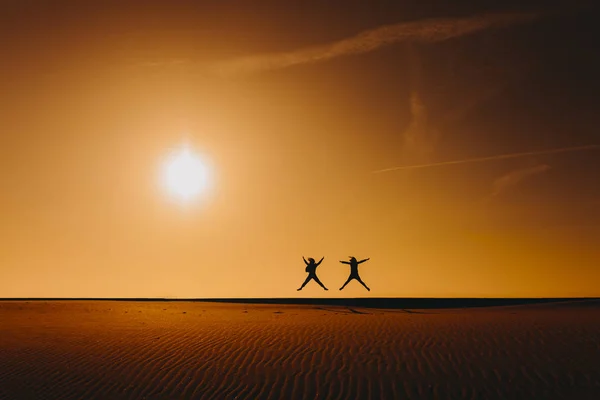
[297, 257, 328, 291]
[339, 256, 371, 291]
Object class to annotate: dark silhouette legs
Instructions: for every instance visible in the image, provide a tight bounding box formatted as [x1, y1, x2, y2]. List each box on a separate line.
[356, 277, 370, 291]
[339, 275, 370, 291]
[339, 277, 352, 291]
[313, 276, 328, 290]
[299, 275, 370, 291]
[297, 276, 311, 290]
[298, 275, 370, 291]
[298, 275, 328, 291]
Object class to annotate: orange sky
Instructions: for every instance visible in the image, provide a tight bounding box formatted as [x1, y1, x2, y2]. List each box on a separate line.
[1, 1, 599, 298]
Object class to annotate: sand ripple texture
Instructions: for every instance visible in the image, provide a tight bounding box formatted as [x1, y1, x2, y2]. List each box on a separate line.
[1, 301, 599, 399]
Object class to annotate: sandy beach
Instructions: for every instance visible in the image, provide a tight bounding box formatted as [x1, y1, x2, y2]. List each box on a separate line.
[1, 300, 599, 399]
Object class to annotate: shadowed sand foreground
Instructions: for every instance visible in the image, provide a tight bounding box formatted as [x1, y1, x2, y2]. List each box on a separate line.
[1, 300, 599, 399]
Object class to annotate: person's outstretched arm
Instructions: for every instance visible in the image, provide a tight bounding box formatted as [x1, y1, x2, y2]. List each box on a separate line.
[303, 257, 309, 265]
[316, 257, 324, 266]
[358, 258, 370, 264]
[340, 260, 350, 264]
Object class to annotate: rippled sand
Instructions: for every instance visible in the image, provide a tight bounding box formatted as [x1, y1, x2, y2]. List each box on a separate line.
[1, 300, 599, 399]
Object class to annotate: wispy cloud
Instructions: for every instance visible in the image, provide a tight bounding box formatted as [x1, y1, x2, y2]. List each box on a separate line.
[211, 11, 540, 77]
[372, 145, 600, 173]
[400, 90, 440, 165]
[490, 163, 551, 198]
[397, 45, 527, 166]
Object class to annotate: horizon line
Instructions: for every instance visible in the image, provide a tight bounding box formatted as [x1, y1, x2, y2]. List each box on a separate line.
[3, 297, 598, 310]
[1, 297, 599, 300]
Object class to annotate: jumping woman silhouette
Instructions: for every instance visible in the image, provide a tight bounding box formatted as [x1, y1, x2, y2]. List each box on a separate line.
[339, 256, 371, 291]
[297, 257, 328, 291]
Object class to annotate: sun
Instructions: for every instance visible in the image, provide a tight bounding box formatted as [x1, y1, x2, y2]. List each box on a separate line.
[161, 146, 209, 202]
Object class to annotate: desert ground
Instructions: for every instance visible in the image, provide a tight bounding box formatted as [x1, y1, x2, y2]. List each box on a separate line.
[1, 300, 599, 399]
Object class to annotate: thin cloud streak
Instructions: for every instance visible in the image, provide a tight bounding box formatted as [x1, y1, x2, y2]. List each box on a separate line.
[490, 164, 551, 198]
[372, 145, 600, 173]
[211, 11, 540, 76]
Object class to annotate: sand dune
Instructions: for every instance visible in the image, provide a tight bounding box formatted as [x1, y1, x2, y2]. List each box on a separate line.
[1, 301, 599, 399]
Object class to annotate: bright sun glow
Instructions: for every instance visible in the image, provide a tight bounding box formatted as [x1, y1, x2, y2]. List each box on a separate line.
[162, 146, 208, 201]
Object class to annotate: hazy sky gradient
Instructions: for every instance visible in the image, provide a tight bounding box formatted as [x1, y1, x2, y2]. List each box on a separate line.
[1, 0, 599, 297]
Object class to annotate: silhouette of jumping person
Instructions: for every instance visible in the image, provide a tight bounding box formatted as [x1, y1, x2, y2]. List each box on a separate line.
[298, 257, 328, 291]
[339, 256, 371, 291]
